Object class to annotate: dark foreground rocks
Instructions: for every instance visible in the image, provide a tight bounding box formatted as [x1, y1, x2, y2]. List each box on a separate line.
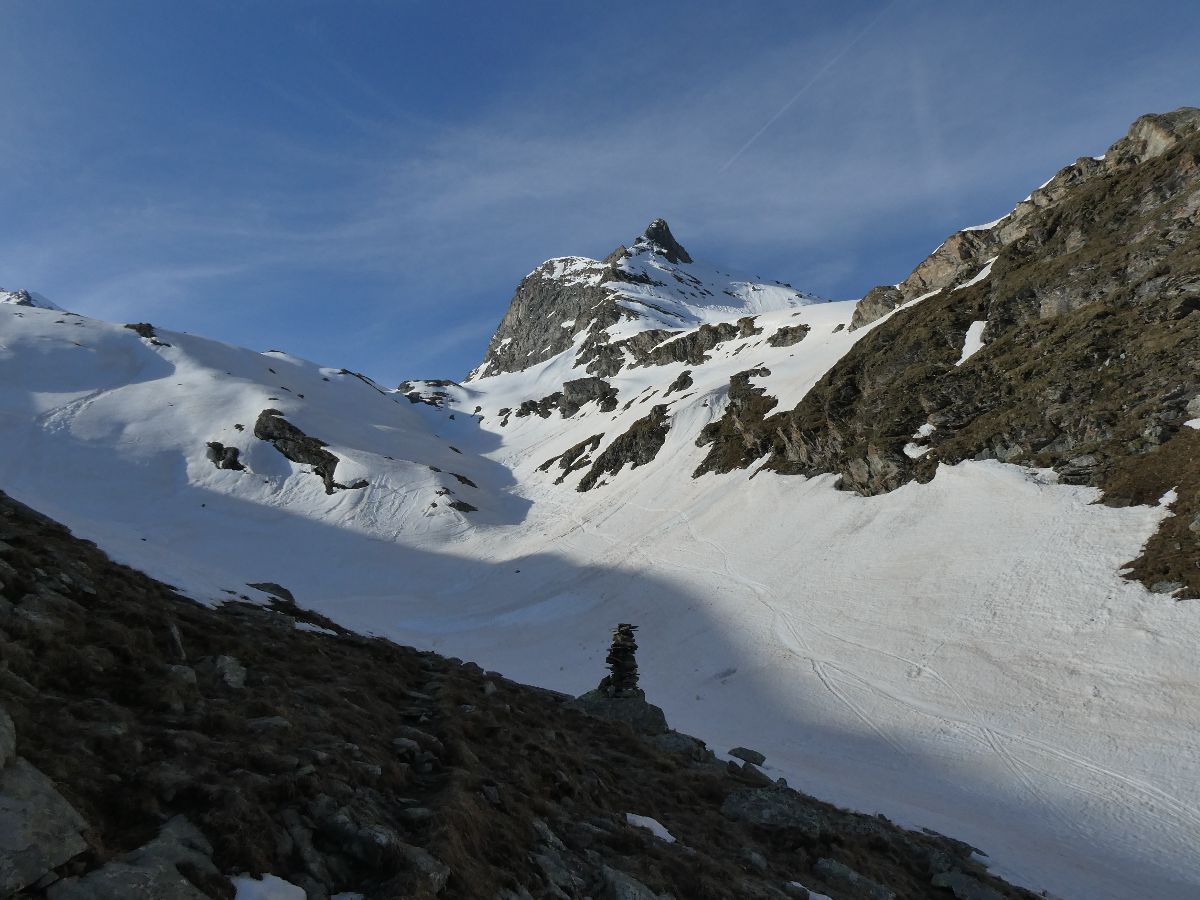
[0, 489, 1041, 899]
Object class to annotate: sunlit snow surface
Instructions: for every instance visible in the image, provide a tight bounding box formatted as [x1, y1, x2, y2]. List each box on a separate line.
[1, 302, 1198, 900]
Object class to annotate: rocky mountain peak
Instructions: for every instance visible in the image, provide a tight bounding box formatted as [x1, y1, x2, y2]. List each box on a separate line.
[631, 217, 693, 264]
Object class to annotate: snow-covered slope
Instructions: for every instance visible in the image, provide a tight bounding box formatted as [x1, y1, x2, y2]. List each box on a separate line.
[2, 186, 1199, 897]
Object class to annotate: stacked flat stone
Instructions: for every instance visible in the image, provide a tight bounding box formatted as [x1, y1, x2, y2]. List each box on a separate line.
[603, 623, 640, 697]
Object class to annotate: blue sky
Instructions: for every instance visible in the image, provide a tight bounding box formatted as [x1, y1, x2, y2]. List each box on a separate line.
[3, 1, 1198, 382]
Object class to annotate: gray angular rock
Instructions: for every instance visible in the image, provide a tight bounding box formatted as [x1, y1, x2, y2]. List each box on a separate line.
[602, 865, 660, 900]
[0, 758, 89, 895]
[48, 816, 217, 900]
[396, 842, 450, 894]
[197, 654, 246, 689]
[849, 285, 904, 331]
[729, 746, 766, 766]
[720, 786, 821, 838]
[813, 858, 894, 900]
[572, 690, 669, 735]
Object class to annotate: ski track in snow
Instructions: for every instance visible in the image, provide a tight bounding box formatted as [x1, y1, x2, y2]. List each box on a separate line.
[1, 302, 1199, 900]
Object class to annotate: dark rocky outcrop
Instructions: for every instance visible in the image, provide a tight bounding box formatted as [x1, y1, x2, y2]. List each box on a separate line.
[515, 378, 619, 419]
[766, 323, 810, 347]
[204, 442, 244, 471]
[253, 409, 367, 494]
[577, 406, 671, 491]
[694, 368, 778, 476]
[584, 317, 761, 378]
[398, 380, 460, 408]
[538, 434, 605, 485]
[664, 369, 693, 396]
[124, 322, 171, 347]
[0, 489, 1042, 900]
[561, 377, 619, 416]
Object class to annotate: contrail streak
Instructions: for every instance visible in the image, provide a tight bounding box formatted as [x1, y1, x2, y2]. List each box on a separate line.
[719, 1, 897, 173]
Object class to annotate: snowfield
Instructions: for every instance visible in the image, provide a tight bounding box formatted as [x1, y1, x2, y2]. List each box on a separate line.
[0, 293, 1198, 900]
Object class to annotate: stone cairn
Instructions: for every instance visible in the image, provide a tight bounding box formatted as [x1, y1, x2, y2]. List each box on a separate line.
[599, 623, 641, 698]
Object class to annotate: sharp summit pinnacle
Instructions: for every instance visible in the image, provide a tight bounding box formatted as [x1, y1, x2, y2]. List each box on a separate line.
[637, 218, 692, 265]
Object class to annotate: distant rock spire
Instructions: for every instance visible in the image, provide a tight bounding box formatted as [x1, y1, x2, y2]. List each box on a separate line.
[637, 219, 692, 265]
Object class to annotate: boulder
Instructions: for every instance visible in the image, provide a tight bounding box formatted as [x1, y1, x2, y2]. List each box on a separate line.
[720, 786, 821, 838]
[0, 758, 89, 895]
[601, 865, 660, 900]
[572, 690, 668, 735]
[813, 858, 894, 900]
[48, 816, 217, 900]
[729, 746, 766, 766]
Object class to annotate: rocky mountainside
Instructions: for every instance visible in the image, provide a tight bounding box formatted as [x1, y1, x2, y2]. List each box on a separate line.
[692, 107, 1200, 598]
[0, 489, 1039, 900]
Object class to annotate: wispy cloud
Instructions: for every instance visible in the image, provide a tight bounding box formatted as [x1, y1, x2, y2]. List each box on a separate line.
[3, 2, 1199, 381]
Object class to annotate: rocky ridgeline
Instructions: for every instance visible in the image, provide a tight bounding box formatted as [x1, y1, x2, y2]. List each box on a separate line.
[695, 108, 1200, 598]
[849, 108, 1200, 330]
[0, 490, 1040, 899]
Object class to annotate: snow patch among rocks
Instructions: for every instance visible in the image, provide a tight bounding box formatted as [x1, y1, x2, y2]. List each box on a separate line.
[957, 320, 988, 365]
[625, 812, 676, 843]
